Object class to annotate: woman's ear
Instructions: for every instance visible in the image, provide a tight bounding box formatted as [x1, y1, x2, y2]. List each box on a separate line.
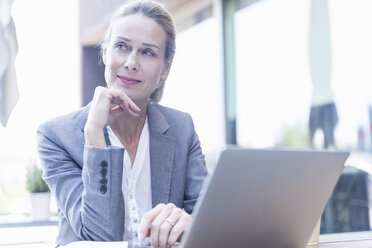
[160, 56, 174, 81]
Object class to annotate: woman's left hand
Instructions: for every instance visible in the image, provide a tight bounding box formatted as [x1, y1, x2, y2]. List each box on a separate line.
[138, 203, 191, 248]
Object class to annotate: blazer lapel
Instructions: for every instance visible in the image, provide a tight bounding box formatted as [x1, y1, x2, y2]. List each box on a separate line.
[148, 103, 176, 207]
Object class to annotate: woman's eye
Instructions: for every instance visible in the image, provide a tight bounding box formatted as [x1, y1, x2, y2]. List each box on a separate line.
[115, 42, 128, 50]
[143, 49, 155, 57]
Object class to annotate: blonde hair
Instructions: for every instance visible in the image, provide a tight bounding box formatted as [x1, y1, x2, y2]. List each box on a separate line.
[103, 0, 176, 102]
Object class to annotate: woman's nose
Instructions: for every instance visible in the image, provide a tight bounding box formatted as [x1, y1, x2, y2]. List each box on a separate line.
[124, 52, 138, 71]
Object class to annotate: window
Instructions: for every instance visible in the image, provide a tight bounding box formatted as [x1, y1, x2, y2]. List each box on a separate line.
[162, 12, 225, 167]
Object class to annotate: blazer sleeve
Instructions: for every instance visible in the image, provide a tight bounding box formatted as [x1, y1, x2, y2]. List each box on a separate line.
[37, 122, 125, 241]
[183, 115, 208, 214]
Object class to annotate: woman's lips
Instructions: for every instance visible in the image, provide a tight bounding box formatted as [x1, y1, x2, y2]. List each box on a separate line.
[117, 75, 142, 85]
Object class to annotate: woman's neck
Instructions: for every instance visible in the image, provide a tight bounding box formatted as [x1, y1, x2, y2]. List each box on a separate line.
[110, 102, 148, 147]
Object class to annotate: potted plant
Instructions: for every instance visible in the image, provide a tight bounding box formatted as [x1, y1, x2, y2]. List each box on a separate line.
[26, 165, 50, 221]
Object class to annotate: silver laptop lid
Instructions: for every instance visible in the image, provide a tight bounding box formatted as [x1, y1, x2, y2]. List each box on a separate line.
[180, 148, 349, 248]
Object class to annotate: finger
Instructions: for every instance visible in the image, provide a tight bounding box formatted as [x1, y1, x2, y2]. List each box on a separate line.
[138, 203, 165, 241]
[127, 97, 141, 112]
[86, 87, 113, 128]
[98, 87, 115, 105]
[111, 92, 140, 116]
[168, 211, 192, 246]
[127, 108, 140, 117]
[93, 86, 106, 100]
[110, 100, 138, 118]
[122, 103, 140, 117]
[110, 105, 122, 113]
[150, 203, 176, 248]
[158, 220, 173, 248]
[111, 89, 140, 112]
[158, 208, 183, 248]
[111, 93, 128, 110]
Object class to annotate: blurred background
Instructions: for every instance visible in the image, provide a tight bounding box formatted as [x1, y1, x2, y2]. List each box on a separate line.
[1, 0, 372, 246]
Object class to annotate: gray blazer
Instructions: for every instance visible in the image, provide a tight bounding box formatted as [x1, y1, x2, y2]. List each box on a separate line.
[37, 102, 208, 245]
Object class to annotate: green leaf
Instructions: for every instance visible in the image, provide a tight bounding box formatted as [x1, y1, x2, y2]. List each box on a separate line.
[26, 165, 50, 193]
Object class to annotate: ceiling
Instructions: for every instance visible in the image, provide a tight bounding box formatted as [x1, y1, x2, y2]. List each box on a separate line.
[160, 0, 191, 13]
[79, 0, 213, 46]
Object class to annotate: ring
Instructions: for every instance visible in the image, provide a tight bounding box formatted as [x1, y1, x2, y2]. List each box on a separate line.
[165, 218, 175, 227]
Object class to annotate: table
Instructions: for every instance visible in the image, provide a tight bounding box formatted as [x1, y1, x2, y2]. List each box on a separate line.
[311, 231, 372, 248]
[60, 231, 372, 248]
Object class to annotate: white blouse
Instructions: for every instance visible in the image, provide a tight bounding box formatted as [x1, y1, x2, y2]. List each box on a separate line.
[107, 119, 152, 241]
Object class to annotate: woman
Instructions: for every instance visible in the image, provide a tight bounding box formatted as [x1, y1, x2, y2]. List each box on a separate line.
[36, 1, 208, 247]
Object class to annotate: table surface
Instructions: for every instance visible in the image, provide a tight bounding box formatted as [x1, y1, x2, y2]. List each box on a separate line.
[59, 231, 372, 248]
[310, 231, 372, 248]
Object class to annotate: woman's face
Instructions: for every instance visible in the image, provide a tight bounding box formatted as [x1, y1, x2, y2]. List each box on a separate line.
[103, 14, 171, 103]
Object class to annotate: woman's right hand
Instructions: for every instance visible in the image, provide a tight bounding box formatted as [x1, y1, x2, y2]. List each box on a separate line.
[84, 86, 141, 147]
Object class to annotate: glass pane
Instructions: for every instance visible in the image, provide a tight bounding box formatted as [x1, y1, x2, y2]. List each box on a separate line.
[235, 0, 311, 148]
[235, 0, 372, 151]
[234, 0, 372, 234]
[328, 0, 372, 151]
[162, 16, 225, 167]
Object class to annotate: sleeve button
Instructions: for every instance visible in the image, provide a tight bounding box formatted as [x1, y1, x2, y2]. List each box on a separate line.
[100, 178, 107, 185]
[100, 185, 107, 194]
[101, 160, 108, 168]
[100, 168, 107, 177]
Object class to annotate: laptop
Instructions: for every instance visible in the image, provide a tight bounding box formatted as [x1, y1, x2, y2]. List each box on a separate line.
[180, 148, 349, 248]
